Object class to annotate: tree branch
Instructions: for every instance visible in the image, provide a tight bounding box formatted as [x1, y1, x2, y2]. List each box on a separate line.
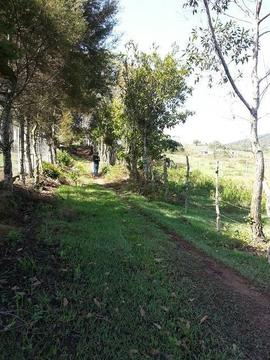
[260, 82, 270, 101]
[259, 69, 270, 84]
[259, 12, 270, 25]
[202, 0, 253, 114]
[259, 30, 270, 38]
[256, 0, 263, 17]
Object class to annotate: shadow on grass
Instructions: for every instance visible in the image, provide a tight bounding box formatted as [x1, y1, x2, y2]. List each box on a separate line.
[98, 179, 270, 292]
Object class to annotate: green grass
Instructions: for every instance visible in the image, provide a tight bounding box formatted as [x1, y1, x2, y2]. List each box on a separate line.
[169, 150, 270, 181]
[1, 183, 257, 359]
[122, 191, 270, 292]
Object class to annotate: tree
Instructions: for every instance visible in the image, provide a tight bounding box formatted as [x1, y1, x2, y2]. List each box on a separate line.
[184, 0, 270, 242]
[63, 0, 119, 112]
[0, 0, 85, 189]
[120, 43, 192, 180]
[193, 139, 201, 146]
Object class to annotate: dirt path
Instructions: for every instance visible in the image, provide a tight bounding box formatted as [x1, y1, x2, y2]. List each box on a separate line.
[138, 205, 270, 358]
[100, 179, 270, 358]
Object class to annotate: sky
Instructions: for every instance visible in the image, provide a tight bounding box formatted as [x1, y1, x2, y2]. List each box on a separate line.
[115, 0, 270, 144]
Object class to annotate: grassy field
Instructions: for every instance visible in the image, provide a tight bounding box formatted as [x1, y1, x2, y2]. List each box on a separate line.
[161, 148, 270, 248]
[0, 185, 233, 358]
[168, 147, 270, 182]
[121, 190, 270, 291]
[1, 154, 270, 359]
[2, 182, 270, 359]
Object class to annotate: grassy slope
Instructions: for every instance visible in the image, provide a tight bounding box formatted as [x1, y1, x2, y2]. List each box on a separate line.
[123, 191, 270, 292]
[2, 183, 249, 359]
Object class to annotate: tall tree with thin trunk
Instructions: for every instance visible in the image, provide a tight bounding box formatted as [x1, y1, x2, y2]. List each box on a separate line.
[25, 117, 33, 178]
[184, 0, 270, 242]
[19, 115, 25, 184]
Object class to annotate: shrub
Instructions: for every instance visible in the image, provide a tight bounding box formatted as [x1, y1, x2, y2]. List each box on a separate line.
[42, 162, 61, 179]
[69, 168, 80, 185]
[57, 150, 74, 168]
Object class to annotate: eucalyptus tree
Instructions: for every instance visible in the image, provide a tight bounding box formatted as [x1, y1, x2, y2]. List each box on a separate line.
[184, 0, 270, 242]
[120, 43, 192, 180]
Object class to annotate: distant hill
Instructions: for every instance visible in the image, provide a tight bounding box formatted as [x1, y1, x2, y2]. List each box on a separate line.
[227, 133, 270, 151]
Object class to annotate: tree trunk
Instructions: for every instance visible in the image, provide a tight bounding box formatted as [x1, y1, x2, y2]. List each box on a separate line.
[19, 116, 26, 184]
[202, 0, 266, 241]
[0, 96, 13, 190]
[143, 124, 149, 180]
[52, 123, 57, 164]
[249, 8, 265, 242]
[48, 141, 54, 164]
[32, 124, 41, 186]
[215, 160, 221, 232]
[263, 180, 270, 218]
[129, 141, 139, 181]
[25, 118, 34, 178]
[53, 144, 57, 164]
[250, 115, 265, 241]
[163, 157, 168, 201]
[108, 146, 116, 166]
[185, 154, 190, 214]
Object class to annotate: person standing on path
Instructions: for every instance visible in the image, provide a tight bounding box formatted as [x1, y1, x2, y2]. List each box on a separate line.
[92, 152, 100, 177]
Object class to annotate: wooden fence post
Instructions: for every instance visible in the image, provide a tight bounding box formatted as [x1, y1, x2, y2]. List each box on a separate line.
[185, 154, 190, 214]
[215, 160, 221, 232]
[163, 157, 168, 201]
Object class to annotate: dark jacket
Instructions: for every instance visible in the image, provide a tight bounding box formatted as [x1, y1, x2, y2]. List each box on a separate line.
[93, 154, 100, 163]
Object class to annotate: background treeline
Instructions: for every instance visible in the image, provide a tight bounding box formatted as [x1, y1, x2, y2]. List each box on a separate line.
[0, 0, 118, 188]
[0, 1, 191, 190]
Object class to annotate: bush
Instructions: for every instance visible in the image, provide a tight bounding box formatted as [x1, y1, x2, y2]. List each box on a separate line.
[57, 150, 74, 168]
[42, 162, 61, 179]
[69, 168, 80, 185]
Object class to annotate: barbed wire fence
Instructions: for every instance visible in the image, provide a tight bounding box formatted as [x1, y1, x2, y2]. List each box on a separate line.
[157, 152, 270, 242]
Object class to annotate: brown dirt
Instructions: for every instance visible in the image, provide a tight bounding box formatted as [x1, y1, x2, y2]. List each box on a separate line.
[166, 231, 270, 359]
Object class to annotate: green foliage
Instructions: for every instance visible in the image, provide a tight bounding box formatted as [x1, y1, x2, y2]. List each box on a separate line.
[184, 1, 253, 84]
[18, 256, 37, 274]
[101, 165, 110, 175]
[117, 43, 192, 176]
[57, 150, 74, 168]
[168, 167, 215, 196]
[42, 162, 61, 179]
[68, 168, 80, 185]
[63, 0, 119, 110]
[102, 164, 129, 181]
[220, 178, 251, 209]
[7, 229, 23, 245]
[158, 166, 254, 213]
